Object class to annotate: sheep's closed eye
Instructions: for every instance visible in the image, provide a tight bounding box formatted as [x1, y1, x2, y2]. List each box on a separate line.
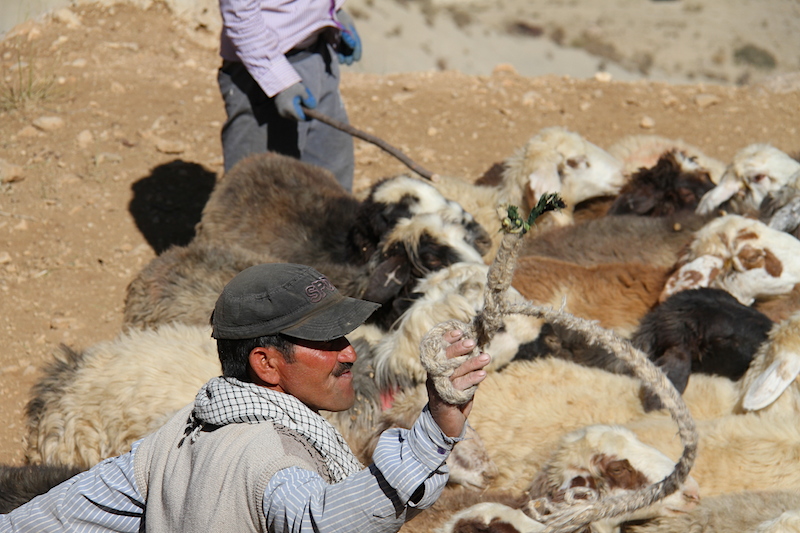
[420, 253, 443, 270]
[750, 173, 768, 183]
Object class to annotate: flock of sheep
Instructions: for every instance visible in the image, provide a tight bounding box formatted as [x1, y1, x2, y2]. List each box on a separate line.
[5, 125, 800, 532]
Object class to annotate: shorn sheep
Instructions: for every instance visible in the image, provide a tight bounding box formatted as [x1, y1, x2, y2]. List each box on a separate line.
[696, 143, 800, 216]
[431, 127, 626, 260]
[402, 425, 700, 533]
[659, 214, 800, 306]
[632, 288, 774, 411]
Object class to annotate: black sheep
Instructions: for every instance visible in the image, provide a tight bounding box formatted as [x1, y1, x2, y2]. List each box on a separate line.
[633, 287, 774, 412]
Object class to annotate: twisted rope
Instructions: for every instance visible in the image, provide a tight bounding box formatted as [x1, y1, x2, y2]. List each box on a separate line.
[418, 198, 698, 533]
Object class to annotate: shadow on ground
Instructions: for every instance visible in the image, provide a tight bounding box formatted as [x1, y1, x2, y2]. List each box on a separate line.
[128, 160, 218, 254]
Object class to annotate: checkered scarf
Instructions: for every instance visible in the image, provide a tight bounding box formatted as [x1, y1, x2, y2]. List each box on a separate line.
[189, 376, 363, 483]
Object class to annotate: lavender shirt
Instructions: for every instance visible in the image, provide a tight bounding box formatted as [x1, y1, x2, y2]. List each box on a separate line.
[219, 0, 346, 97]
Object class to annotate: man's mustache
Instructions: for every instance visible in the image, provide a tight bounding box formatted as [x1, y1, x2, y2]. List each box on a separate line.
[333, 362, 354, 377]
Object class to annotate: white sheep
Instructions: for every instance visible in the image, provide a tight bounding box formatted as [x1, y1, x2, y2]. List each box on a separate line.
[659, 214, 800, 305]
[380, 310, 800, 496]
[373, 357, 736, 493]
[431, 127, 626, 261]
[25, 323, 220, 467]
[418, 425, 700, 533]
[696, 143, 800, 216]
[371, 261, 544, 396]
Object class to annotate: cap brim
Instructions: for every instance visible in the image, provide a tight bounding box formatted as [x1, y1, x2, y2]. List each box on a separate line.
[280, 295, 380, 341]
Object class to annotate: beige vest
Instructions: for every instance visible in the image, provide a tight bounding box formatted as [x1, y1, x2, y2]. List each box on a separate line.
[134, 404, 330, 533]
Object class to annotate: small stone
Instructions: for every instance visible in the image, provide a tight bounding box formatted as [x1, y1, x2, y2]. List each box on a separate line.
[33, 116, 65, 132]
[155, 139, 187, 154]
[53, 8, 82, 28]
[640, 116, 656, 129]
[579, 101, 591, 111]
[594, 72, 613, 82]
[18, 125, 40, 138]
[58, 173, 82, 186]
[0, 159, 24, 183]
[0, 252, 11, 264]
[492, 63, 517, 75]
[71, 58, 88, 67]
[694, 93, 721, 109]
[50, 317, 80, 330]
[13, 219, 28, 231]
[427, 127, 438, 136]
[76, 130, 94, 148]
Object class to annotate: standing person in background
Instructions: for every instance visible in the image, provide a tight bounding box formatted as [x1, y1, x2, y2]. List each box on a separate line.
[217, 0, 362, 191]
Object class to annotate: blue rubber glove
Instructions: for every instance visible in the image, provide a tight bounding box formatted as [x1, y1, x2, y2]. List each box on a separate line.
[273, 82, 317, 121]
[335, 10, 362, 65]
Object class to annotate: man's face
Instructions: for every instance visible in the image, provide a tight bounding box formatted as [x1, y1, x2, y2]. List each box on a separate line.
[275, 336, 357, 413]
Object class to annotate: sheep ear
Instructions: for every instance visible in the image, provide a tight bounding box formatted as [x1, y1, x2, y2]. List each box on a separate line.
[525, 164, 562, 209]
[361, 256, 411, 305]
[742, 353, 800, 410]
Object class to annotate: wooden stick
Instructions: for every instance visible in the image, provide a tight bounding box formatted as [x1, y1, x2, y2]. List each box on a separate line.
[303, 107, 436, 180]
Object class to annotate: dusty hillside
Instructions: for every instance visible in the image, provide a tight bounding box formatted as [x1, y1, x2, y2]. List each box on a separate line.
[0, 1, 799, 466]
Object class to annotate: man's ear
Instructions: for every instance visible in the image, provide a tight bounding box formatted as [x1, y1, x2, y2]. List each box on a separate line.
[248, 346, 285, 388]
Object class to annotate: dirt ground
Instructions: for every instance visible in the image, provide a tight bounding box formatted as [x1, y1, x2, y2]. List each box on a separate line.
[0, 1, 799, 466]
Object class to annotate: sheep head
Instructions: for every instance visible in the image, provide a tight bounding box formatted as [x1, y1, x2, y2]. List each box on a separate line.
[607, 150, 715, 217]
[503, 127, 625, 216]
[740, 310, 800, 413]
[660, 215, 800, 305]
[527, 425, 700, 528]
[350, 174, 492, 263]
[371, 262, 543, 396]
[696, 144, 800, 216]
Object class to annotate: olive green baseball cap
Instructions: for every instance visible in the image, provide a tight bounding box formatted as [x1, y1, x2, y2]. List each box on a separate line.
[211, 263, 379, 341]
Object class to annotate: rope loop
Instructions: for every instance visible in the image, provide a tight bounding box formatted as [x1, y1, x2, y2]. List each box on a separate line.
[419, 319, 480, 405]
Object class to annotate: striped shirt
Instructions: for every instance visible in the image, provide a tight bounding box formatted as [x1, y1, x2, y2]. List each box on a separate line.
[219, 0, 346, 97]
[0, 406, 458, 532]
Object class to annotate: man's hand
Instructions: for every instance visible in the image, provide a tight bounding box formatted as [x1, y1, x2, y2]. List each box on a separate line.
[273, 82, 317, 121]
[426, 329, 491, 438]
[335, 10, 362, 65]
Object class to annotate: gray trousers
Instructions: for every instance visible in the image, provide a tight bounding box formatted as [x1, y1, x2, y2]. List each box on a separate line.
[218, 39, 354, 191]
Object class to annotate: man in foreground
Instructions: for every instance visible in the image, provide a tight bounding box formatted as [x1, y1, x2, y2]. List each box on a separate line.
[2, 263, 491, 531]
